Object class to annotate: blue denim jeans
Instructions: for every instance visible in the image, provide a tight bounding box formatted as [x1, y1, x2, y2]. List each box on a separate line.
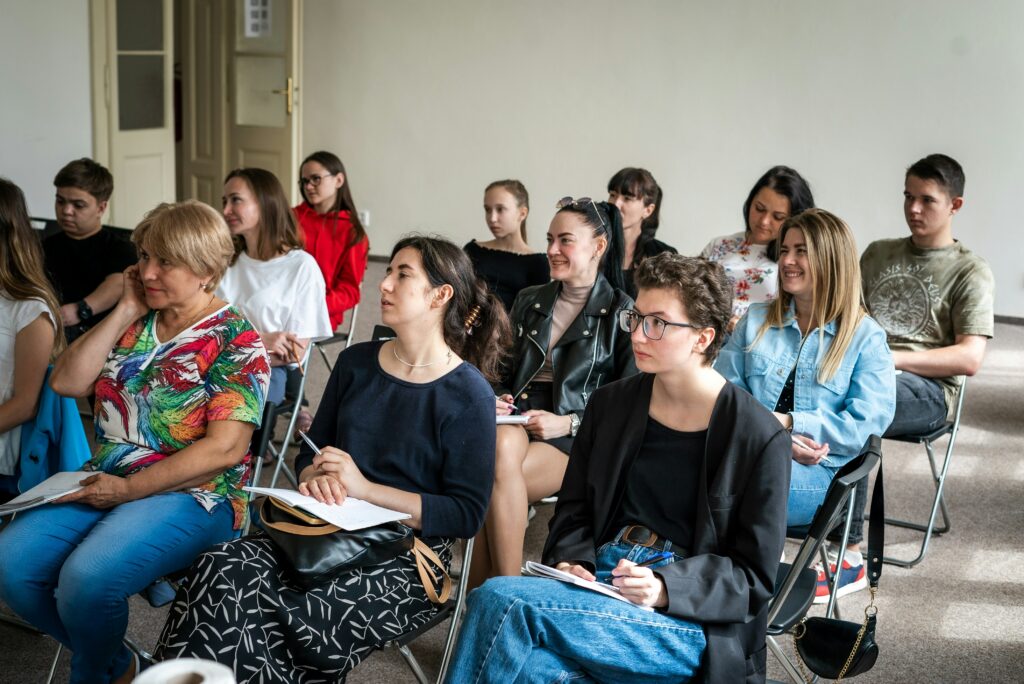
[0, 492, 234, 684]
[446, 540, 706, 683]
[886, 371, 947, 437]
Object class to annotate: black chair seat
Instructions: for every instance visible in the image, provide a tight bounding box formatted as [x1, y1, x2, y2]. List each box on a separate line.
[767, 565, 817, 635]
[888, 421, 953, 444]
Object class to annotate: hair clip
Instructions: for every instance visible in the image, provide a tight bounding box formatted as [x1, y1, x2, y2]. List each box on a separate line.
[464, 305, 482, 335]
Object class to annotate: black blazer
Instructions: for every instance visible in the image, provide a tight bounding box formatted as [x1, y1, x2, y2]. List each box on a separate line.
[498, 275, 637, 417]
[543, 374, 792, 684]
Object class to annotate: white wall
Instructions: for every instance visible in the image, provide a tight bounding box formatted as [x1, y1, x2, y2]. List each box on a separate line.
[0, 0, 93, 217]
[302, 0, 1024, 317]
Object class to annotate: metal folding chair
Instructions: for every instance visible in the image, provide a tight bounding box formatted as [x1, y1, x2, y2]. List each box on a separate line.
[880, 379, 966, 567]
[383, 537, 476, 684]
[766, 436, 882, 683]
[317, 296, 362, 373]
[252, 349, 314, 490]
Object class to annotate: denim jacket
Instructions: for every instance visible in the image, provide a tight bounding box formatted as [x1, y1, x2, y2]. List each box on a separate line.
[716, 302, 895, 463]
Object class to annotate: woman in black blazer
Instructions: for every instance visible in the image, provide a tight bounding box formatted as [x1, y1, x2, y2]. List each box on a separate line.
[446, 254, 792, 684]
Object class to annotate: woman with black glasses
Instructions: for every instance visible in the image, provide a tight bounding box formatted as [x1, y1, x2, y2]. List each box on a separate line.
[447, 254, 792, 684]
[467, 198, 637, 588]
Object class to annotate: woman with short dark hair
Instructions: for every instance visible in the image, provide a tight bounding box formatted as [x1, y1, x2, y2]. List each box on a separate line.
[447, 253, 792, 683]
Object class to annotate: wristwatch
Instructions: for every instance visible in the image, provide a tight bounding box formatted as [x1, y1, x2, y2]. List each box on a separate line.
[568, 412, 581, 437]
[76, 300, 94, 322]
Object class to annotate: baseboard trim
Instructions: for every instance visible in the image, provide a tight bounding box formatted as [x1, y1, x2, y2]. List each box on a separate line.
[368, 254, 388, 263]
[995, 315, 1024, 326]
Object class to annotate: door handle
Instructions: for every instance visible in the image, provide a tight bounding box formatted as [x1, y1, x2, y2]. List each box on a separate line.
[271, 77, 296, 115]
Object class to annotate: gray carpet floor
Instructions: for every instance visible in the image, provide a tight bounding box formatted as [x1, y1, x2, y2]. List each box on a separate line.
[2, 259, 1022, 683]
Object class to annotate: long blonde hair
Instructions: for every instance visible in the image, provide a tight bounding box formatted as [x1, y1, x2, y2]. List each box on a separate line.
[0, 178, 65, 356]
[750, 208, 864, 383]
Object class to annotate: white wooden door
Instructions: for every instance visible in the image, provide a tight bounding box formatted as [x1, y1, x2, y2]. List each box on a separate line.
[98, 0, 176, 228]
[229, 0, 301, 200]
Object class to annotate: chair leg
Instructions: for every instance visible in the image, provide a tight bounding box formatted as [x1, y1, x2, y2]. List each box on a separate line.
[397, 643, 431, 684]
[883, 433, 957, 567]
[767, 635, 813, 684]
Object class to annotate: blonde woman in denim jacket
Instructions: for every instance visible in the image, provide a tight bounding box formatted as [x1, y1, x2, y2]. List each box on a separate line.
[717, 208, 895, 602]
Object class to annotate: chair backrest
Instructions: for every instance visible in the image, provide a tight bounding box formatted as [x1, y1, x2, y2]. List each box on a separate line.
[371, 324, 396, 341]
[768, 435, 881, 626]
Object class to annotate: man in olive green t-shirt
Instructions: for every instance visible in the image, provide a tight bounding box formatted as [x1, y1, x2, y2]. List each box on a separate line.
[861, 154, 994, 436]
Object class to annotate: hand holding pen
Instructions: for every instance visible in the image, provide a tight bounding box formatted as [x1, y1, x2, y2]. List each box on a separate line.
[297, 432, 352, 505]
[791, 434, 831, 466]
[610, 555, 672, 608]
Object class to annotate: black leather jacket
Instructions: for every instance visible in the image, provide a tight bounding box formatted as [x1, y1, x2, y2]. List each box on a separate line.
[498, 275, 638, 418]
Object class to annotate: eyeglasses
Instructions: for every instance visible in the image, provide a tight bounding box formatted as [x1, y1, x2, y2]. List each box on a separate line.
[555, 196, 607, 228]
[299, 173, 335, 187]
[618, 309, 704, 341]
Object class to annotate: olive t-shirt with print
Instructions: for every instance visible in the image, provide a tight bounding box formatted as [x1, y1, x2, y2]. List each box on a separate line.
[860, 237, 994, 408]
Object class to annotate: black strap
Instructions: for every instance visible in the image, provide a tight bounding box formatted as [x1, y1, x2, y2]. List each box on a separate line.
[866, 461, 884, 587]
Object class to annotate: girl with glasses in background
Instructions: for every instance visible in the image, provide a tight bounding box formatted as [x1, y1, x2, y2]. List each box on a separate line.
[468, 197, 637, 588]
[447, 254, 791, 684]
[463, 179, 549, 311]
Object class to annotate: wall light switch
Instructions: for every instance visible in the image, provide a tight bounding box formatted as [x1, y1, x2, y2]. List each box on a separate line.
[358, 209, 370, 227]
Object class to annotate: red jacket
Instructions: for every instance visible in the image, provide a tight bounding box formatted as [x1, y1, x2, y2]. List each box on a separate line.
[293, 203, 369, 329]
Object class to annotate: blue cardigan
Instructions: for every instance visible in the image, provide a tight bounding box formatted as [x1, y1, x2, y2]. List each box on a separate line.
[18, 368, 91, 491]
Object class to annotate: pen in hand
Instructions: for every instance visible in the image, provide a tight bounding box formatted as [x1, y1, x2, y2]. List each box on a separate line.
[635, 552, 675, 568]
[297, 430, 321, 456]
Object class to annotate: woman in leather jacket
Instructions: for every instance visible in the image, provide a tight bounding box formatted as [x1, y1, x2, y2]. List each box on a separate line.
[468, 197, 637, 586]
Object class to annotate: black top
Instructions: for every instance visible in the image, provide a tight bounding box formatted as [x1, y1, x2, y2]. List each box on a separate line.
[295, 341, 497, 539]
[611, 418, 705, 555]
[43, 227, 137, 324]
[463, 240, 549, 311]
[622, 236, 678, 299]
[773, 367, 797, 414]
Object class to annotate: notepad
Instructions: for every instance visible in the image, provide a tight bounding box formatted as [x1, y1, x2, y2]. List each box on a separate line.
[244, 486, 411, 531]
[497, 415, 530, 425]
[523, 561, 654, 611]
[0, 471, 88, 515]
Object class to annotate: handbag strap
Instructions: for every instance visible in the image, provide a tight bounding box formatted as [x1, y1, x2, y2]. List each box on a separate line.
[259, 497, 341, 536]
[866, 461, 884, 589]
[412, 538, 452, 604]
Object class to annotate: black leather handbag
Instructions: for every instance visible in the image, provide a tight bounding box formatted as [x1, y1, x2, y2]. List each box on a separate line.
[259, 496, 415, 590]
[794, 466, 884, 681]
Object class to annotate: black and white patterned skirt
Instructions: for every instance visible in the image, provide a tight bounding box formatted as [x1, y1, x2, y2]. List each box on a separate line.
[155, 532, 453, 683]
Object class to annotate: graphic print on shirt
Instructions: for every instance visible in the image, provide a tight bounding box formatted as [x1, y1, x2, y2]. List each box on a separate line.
[864, 262, 942, 338]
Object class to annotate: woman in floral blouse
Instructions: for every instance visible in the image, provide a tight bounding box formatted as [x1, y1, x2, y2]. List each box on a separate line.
[701, 166, 814, 330]
[0, 201, 269, 684]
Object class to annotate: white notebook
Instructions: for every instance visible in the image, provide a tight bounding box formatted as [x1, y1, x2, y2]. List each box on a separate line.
[523, 561, 654, 611]
[245, 486, 411, 531]
[497, 415, 530, 425]
[0, 471, 88, 515]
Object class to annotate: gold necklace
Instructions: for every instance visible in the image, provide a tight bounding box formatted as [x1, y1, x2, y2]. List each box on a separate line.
[392, 342, 452, 368]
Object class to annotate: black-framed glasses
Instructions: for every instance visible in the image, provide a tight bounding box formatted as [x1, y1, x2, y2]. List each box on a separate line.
[299, 173, 335, 187]
[618, 309, 703, 341]
[556, 196, 607, 228]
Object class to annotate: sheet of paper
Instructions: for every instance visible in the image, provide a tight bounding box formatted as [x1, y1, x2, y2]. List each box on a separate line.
[497, 415, 530, 425]
[523, 561, 654, 611]
[1, 471, 88, 515]
[245, 486, 411, 531]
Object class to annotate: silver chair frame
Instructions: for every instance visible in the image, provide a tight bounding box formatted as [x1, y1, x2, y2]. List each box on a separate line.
[317, 299, 361, 373]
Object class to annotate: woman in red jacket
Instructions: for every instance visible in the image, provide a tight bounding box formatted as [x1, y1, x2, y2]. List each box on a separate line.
[293, 151, 369, 331]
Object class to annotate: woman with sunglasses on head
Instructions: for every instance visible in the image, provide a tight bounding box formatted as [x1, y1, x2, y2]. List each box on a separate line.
[607, 167, 676, 299]
[717, 209, 895, 604]
[220, 168, 333, 416]
[447, 254, 792, 684]
[294, 151, 370, 331]
[157, 236, 508, 682]
[468, 197, 637, 587]
[464, 179, 549, 311]
[701, 165, 815, 331]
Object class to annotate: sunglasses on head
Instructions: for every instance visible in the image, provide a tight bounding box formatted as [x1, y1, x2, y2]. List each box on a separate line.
[555, 196, 607, 229]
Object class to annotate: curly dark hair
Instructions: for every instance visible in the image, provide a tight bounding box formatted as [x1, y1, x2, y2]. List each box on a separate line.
[633, 253, 733, 363]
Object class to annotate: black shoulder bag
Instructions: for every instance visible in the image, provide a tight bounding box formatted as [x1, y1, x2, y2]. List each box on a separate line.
[793, 465, 884, 681]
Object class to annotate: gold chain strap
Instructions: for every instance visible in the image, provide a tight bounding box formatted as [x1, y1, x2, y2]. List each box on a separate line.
[792, 587, 877, 682]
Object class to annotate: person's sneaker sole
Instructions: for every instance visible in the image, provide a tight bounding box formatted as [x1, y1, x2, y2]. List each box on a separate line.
[813, 570, 868, 603]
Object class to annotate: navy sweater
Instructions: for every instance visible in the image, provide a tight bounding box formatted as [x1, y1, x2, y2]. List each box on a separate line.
[296, 341, 496, 538]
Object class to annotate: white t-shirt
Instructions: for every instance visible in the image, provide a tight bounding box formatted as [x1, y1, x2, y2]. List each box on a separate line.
[0, 293, 55, 475]
[216, 250, 333, 343]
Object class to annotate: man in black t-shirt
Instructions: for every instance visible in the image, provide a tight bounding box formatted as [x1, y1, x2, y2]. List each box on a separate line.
[43, 158, 137, 342]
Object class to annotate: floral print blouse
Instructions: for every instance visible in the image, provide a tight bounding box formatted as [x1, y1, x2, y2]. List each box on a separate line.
[701, 231, 778, 319]
[88, 305, 269, 529]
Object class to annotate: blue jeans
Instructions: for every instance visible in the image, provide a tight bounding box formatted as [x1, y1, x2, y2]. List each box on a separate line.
[886, 371, 947, 437]
[0, 492, 234, 684]
[446, 542, 706, 683]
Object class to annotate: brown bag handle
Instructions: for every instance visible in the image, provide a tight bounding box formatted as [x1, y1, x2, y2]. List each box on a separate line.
[412, 538, 452, 604]
[259, 497, 340, 536]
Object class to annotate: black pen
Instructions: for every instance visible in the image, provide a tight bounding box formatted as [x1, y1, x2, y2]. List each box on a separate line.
[635, 552, 674, 568]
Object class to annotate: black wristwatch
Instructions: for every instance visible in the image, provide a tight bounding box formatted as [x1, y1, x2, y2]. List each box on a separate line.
[77, 300, 94, 322]
[568, 412, 581, 437]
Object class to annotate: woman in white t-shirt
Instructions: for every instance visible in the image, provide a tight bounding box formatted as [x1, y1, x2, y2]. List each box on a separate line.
[700, 166, 815, 331]
[219, 168, 332, 412]
[0, 178, 62, 486]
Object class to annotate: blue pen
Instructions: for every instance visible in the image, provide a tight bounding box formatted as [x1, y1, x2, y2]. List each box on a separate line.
[636, 551, 675, 568]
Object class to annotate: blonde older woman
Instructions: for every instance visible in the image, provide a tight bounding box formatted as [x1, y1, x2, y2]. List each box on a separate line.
[0, 201, 269, 684]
